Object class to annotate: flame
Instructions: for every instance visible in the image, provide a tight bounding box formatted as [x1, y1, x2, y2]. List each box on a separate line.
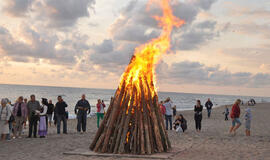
[119, 0, 184, 103]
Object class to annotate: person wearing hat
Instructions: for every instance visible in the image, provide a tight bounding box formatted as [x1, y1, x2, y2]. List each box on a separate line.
[0, 98, 12, 140]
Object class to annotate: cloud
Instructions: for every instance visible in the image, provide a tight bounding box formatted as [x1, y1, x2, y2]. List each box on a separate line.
[173, 20, 219, 50]
[90, 0, 219, 72]
[164, 61, 270, 88]
[3, 0, 34, 17]
[37, 0, 96, 28]
[0, 25, 89, 66]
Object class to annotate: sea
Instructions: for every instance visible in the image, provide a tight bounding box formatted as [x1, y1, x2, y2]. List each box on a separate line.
[1, 84, 269, 119]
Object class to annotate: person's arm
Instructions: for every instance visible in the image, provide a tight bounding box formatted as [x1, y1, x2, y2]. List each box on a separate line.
[87, 101, 91, 114]
[64, 102, 68, 108]
[6, 106, 11, 123]
[75, 101, 79, 114]
[37, 101, 41, 110]
[12, 103, 16, 116]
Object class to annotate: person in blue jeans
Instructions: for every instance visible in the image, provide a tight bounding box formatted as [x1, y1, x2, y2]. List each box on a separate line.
[163, 97, 173, 130]
[55, 96, 68, 134]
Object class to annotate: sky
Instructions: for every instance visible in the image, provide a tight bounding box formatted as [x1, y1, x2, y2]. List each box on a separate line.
[0, 0, 269, 97]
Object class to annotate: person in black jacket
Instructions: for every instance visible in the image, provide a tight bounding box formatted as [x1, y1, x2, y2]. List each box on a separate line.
[55, 96, 68, 134]
[174, 114, 187, 133]
[74, 94, 91, 133]
[194, 100, 203, 132]
[205, 98, 213, 118]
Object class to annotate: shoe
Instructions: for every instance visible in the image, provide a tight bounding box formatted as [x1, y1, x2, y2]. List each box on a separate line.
[27, 136, 31, 138]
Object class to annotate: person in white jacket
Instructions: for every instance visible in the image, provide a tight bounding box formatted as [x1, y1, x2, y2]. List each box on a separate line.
[36, 98, 48, 138]
[0, 98, 11, 141]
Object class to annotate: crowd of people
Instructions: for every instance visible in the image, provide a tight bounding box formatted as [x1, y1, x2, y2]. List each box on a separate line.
[159, 98, 252, 136]
[0, 94, 107, 141]
[0, 94, 253, 141]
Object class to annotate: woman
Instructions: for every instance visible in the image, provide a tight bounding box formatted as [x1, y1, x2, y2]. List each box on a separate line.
[96, 99, 105, 128]
[174, 114, 187, 133]
[159, 101, 166, 117]
[229, 99, 242, 136]
[36, 98, 48, 138]
[194, 100, 203, 132]
[0, 98, 12, 140]
[13, 96, 28, 138]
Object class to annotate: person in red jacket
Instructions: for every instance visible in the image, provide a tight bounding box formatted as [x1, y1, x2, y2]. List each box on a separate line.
[159, 101, 166, 117]
[96, 99, 106, 128]
[229, 99, 242, 136]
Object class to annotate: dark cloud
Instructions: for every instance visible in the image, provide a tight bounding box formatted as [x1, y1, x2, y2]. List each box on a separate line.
[174, 20, 219, 50]
[164, 61, 270, 88]
[3, 0, 34, 17]
[42, 0, 96, 28]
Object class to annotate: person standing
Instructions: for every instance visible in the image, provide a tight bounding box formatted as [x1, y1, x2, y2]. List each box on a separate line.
[27, 95, 41, 138]
[194, 100, 203, 132]
[224, 106, 229, 121]
[229, 99, 242, 136]
[55, 96, 68, 134]
[36, 98, 48, 138]
[13, 96, 28, 138]
[96, 99, 105, 128]
[0, 98, 12, 141]
[47, 100, 54, 127]
[75, 94, 91, 133]
[205, 98, 213, 118]
[163, 97, 173, 130]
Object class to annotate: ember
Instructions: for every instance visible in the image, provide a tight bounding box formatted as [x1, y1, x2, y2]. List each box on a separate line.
[90, 0, 184, 154]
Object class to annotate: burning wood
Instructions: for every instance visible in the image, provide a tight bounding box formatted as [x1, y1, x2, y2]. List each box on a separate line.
[89, 0, 184, 154]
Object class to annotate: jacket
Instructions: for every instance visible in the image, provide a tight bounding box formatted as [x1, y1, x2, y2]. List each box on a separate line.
[230, 104, 240, 118]
[96, 103, 106, 113]
[13, 102, 28, 119]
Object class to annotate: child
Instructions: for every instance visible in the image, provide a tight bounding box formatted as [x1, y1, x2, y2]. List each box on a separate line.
[223, 106, 229, 121]
[245, 108, 252, 136]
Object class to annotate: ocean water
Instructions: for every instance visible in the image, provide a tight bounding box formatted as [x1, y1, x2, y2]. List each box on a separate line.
[1, 84, 269, 119]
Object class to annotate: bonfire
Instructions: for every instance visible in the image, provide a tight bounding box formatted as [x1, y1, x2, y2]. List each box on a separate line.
[90, 0, 185, 154]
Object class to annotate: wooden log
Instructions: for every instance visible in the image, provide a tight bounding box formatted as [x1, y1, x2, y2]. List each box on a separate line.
[145, 82, 164, 152]
[113, 94, 130, 153]
[132, 95, 139, 154]
[138, 100, 145, 154]
[140, 83, 152, 154]
[119, 92, 135, 153]
[101, 82, 126, 153]
[90, 97, 114, 150]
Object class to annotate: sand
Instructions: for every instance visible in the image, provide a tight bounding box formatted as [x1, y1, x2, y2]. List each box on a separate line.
[0, 103, 270, 160]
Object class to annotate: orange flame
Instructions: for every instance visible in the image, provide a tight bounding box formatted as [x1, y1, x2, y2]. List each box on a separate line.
[119, 0, 184, 100]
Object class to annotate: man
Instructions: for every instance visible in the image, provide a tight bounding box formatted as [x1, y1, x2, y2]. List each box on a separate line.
[205, 98, 213, 118]
[55, 96, 68, 134]
[75, 94, 91, 133]
[27, 95, 41, 138]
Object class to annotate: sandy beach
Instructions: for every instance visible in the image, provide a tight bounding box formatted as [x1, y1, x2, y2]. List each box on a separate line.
[0, 103, 270, 160]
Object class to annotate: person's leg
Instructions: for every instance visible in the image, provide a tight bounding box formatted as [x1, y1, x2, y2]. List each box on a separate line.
[198, 119, 202, 131]
[165, 115, 169, 130]
[97, 113, 100, 128]
[82, 112, 87, 132]
[63, 115, 67, 134]
[57, 115, 61, 134]
[195, 116, 198, 131]
[28, 116, 33, 137]
[232, 119, 241, 132]
[17, 117, 23, 137]
[33, 117, 38, 138]
[209, 109, 211, 117]
[169, 115, 172, 130]
[77, 113, 82, 132]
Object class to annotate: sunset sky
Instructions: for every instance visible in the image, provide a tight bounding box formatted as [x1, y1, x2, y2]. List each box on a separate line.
[0, 0, 269, 97]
